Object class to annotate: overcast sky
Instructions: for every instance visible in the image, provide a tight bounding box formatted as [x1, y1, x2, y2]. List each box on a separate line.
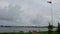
[0, 0, 60, 26]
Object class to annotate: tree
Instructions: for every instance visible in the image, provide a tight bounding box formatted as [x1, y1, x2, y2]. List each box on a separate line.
[57, 22, 60, 34]
[48, 23, 53, 34]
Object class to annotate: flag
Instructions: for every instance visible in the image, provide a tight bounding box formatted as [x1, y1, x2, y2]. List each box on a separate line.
[47, 0, 52, 4]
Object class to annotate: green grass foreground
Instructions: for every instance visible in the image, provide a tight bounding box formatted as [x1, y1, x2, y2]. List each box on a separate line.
[0, 31, 58, 34]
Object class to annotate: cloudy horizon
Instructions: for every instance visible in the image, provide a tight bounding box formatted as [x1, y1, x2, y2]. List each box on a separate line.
[0, 0, 59, 26]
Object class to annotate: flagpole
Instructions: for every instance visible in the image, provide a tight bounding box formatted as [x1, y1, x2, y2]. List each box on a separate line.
[47, 0, 53, 26]
[51, 2, 53, 26]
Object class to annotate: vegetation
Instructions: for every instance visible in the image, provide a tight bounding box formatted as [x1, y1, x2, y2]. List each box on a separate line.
[56, 23, 60, 34]
[0, 31, 58, 34]
[48, 23, 53, 34]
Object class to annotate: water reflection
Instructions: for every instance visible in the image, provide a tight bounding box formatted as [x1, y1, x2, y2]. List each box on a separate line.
[0, 27, 57, 32]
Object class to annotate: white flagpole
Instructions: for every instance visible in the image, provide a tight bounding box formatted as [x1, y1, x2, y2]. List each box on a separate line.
[47, 0, 53, 25]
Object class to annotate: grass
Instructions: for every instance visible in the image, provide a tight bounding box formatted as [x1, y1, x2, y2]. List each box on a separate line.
[0, 31, 58, 34]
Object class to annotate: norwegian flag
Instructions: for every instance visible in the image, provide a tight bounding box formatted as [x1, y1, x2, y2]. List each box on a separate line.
[47, 0, 52, 4]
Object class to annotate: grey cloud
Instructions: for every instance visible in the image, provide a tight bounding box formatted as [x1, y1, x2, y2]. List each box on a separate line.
[0, 0, 59, 26]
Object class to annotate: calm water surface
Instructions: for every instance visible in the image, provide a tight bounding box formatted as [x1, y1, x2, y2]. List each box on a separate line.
[0, 27, 57, 32]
